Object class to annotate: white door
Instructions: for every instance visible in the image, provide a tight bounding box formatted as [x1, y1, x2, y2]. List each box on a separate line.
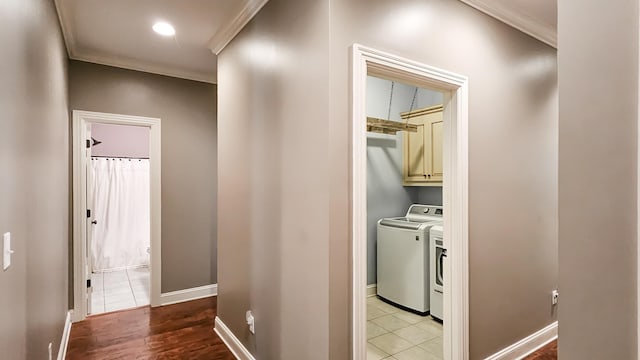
[85, 124, 94, 314]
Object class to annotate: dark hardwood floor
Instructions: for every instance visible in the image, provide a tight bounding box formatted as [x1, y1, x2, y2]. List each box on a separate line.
[66, 297, 235, 360]
[524, 340, 558, 360]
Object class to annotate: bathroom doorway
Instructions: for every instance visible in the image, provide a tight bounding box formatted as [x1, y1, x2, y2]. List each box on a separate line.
[88, 123, 151, 315]
[72, 110, 162, 322]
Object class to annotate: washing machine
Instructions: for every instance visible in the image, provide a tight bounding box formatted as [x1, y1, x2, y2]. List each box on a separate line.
[429, 225, 444, 321]
[377, 204, 443, 315]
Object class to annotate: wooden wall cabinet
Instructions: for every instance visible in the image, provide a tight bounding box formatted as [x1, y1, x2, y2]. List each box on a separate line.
[401, 105, 443, 186]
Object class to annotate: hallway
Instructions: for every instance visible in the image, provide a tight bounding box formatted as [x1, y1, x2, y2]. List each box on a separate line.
[66, 297, 233, 359]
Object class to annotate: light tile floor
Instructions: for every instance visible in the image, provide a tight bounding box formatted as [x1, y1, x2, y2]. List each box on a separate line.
[90, 266, 150, 315]
[367, 296, 443, 360]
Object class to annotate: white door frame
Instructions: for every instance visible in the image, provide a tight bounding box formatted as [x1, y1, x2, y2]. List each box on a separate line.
[350, 44, 469, 360]
[72, 110, 162, 322]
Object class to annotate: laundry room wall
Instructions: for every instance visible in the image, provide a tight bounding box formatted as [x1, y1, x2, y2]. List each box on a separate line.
[366, 76, 443, 285]
[69, 61, 218, 294]
[91, 123, 150, 158]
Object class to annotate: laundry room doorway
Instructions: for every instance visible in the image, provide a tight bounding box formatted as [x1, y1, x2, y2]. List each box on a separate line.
[351, 45, 469, 360]
[72, 111, 162, 322]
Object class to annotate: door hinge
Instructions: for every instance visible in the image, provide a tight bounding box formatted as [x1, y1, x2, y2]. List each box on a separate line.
[86, 279, 91, 288]
[87, 209, 91, 218]
[86, 139, 90, 148]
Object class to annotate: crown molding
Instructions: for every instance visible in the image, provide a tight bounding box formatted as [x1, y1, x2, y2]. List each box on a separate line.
[54, 0, 76, 57]
[70, 49, 217, 84]
[208, 0, 269, 55]
[459, 0, 557, 48]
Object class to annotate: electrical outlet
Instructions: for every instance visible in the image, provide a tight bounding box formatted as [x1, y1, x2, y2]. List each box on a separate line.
[3, 232, 14, 271]
[551, 290, 559, 305]
[246, 310, 255, 334]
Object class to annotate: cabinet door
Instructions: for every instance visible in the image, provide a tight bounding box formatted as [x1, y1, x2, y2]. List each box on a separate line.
[428, 117, 443, 182]
[402, 105, 443, 186]
[404, 118, 427, 182]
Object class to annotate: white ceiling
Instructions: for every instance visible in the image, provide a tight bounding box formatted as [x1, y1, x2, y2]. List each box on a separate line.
[54, 0, 556, 85]
[55, 0, 269, 84]
[459, 0, 557, 47]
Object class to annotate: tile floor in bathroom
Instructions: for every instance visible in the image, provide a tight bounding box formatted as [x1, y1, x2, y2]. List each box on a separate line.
[89, 266, 150, 315]
[367, 296, 443, 360]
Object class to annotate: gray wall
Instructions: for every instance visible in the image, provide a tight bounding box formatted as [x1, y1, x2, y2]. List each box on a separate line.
[69, 61, 217, 293]
[91, 123, 150, 158]
[0, 0, 70, 359]
[558, 1, 638, 358]
[217, 0, 331, 358]
[218, 0, 557, 359]
[366, 76, 443, 285]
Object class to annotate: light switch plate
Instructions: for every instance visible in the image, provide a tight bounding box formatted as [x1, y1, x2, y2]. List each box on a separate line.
[3, 232, 11, 270]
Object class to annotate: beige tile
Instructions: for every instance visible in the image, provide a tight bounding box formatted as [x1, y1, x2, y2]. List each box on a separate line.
[391, 311, 427, 325]
[369, 333, 413, 355]
[368, 305, 388, 320]
[393, 346, 441, 360]
[368, 321, 389, 339]
[419, 337, 443, 358]
[367, 343, 390, 360]
[372, 314, 412, 332]
[367, 296, 382, 306]
[372, 300, 401, 314]
[414, 319, 443, 338]
[393, 325, 438, 345]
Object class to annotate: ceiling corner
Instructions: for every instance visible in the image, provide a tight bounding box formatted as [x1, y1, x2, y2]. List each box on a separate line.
[207, 0, 270, 55]
[54, 0, 77, 57]
[459, 0, 557, 48]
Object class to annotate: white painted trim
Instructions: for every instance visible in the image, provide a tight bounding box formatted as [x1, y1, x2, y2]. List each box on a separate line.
[483, 321, 558, 360]
[458, 0, 557, 48]
[366, 284, 377, 297]
[351, 44, 470, 360]
[57, 311, 72, 360]
[53, 0, 76, 57]
[214, 316, 256, 360]
[160, 284, 218, 306]
[637, 13, 640, 356]
[208, 0, 270, 55]
[72, 111, 162, 322]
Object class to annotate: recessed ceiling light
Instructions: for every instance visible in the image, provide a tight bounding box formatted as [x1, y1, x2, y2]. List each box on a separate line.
[152, 22, 175, 37]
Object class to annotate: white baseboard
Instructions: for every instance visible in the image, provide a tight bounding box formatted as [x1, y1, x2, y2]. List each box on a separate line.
[160, 284, 217, 306]
[57, 310, 72, 360]
[214, 316, 256, 360]
[484, 321, 558, 360]
[367, 284, 377, 297]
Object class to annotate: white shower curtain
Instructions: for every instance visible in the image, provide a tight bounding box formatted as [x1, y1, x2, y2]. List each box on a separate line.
[91, 157, 150, 272]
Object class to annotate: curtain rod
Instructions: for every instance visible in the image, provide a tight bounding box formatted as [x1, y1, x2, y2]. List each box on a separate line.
[91, 156, 150, 160]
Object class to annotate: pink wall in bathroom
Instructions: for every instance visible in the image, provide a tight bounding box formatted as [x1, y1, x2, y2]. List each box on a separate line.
[91, 123, 150, 158]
